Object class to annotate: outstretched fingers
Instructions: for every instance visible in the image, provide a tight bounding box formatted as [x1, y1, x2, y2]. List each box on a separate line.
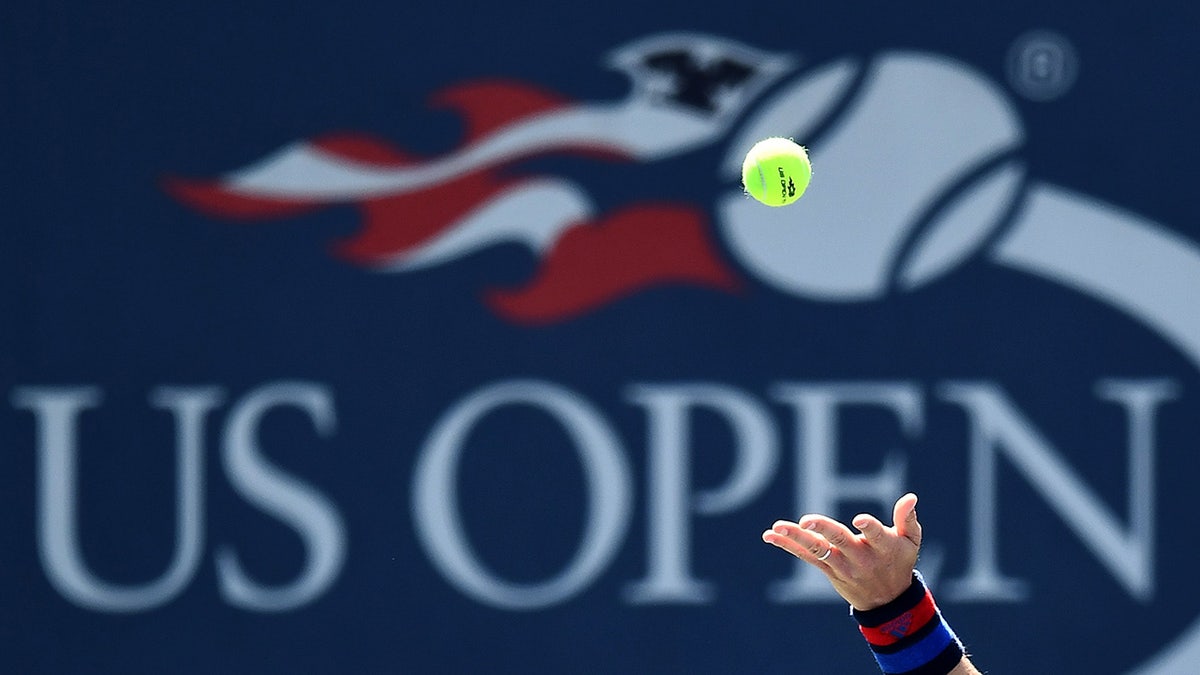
[762, 521, 838, 567]
[797, 514, 858, 550]
[852, 513, 887, 544]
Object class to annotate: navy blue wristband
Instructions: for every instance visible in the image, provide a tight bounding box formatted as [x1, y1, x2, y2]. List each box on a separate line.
[852, 571, 965, 675]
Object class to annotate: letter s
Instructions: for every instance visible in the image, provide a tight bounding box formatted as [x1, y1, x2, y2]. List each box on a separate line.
[216, 382, 347, 611]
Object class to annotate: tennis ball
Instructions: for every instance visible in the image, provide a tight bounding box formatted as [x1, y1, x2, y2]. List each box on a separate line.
[741, 137, 812, 207]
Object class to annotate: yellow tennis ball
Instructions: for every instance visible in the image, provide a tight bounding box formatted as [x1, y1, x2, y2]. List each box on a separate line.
[741, 137, 812, 207]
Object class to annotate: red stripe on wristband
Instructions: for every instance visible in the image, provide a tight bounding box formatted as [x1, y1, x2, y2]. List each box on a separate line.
[858, 587, 938, 647]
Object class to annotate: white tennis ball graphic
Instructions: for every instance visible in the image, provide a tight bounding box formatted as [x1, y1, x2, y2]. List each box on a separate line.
[718, 53, 1026, 301]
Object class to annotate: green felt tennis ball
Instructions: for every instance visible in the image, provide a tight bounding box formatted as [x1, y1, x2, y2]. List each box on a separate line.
[741, 137, 812, 207]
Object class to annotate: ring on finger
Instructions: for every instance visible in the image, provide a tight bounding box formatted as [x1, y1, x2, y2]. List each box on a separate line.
[816, 547, 832, 562]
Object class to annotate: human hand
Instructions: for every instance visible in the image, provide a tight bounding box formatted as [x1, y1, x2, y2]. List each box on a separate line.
[762, 493, 922, 611]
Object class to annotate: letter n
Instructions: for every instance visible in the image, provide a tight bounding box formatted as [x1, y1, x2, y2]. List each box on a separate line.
[939, 380, 1176, 602]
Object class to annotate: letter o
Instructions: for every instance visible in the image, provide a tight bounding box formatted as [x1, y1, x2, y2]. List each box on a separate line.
[412, 380, 632, 609]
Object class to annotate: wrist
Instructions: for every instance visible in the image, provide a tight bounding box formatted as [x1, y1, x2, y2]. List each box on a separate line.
[851, 571, 964, 675]
[851, 572, 926, 613]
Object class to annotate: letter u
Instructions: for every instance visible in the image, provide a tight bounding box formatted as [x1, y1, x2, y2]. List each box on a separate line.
[13, 387, 220, 612]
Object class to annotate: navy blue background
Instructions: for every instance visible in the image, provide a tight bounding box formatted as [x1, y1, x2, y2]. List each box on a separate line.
[4, 2, 1200, 673]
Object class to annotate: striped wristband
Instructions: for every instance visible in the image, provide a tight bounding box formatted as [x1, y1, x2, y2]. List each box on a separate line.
[851, 570, 965, 675]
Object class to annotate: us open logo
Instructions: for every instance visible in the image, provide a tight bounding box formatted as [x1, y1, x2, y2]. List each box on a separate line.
[156, 32, 1200, 674]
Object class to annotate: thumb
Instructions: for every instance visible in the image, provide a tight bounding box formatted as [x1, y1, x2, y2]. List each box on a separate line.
[894, 493, 922, 547]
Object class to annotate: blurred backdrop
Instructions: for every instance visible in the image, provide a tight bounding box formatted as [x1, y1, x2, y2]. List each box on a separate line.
[3, 2, 1200, 673]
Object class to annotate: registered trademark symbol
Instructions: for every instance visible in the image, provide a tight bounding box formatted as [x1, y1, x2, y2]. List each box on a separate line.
[1006, 29, 1079, 101]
